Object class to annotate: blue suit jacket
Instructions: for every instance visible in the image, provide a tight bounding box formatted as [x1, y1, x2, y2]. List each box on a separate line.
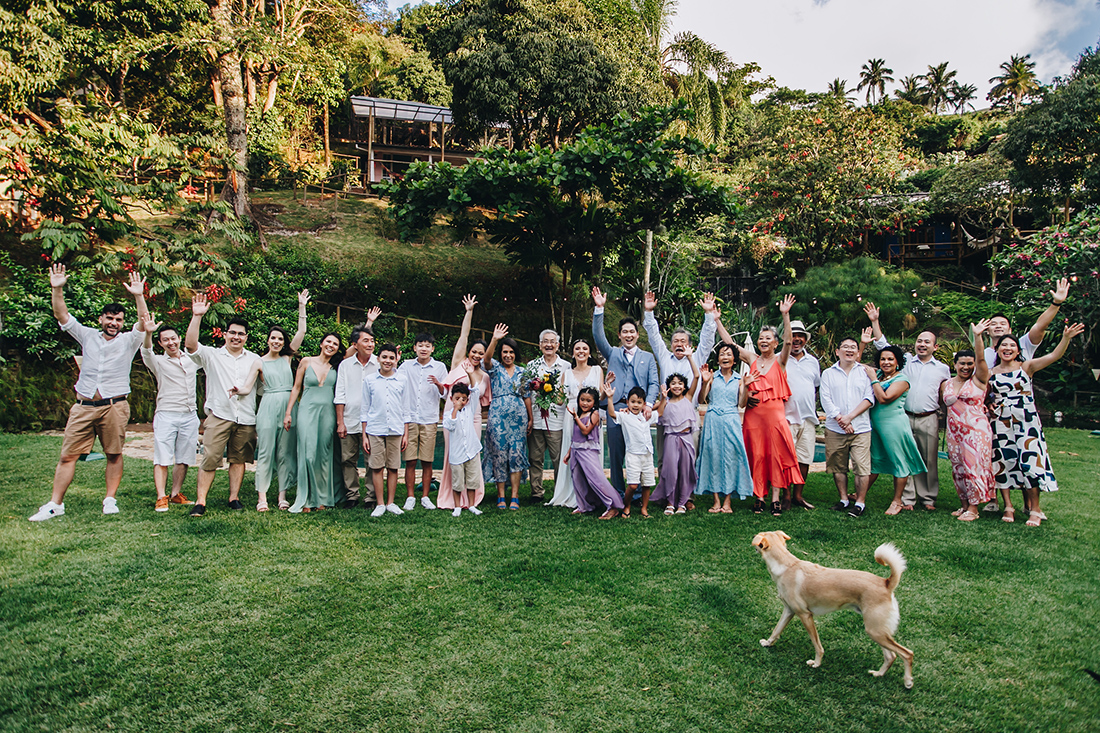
[592, 309, 661, 407]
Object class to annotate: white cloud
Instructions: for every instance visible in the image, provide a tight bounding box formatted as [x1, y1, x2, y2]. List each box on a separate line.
[671, 0, 1100, 100]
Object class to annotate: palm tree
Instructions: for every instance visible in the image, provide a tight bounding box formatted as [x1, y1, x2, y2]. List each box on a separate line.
[826, 77, 855, 105]
[949, 82, 977, 113]
[921, 62, 958, 113]
[633, 0, 679, 63]
[664, 31, 732, 145]
[894, 75, 926, 106]
[988, 54, 1040, 112]
[857, 58, 894, 105]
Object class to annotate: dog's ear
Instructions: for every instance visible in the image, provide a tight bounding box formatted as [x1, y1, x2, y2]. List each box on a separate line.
[753, 533, 769, 550]
[779, 531, 791, 541]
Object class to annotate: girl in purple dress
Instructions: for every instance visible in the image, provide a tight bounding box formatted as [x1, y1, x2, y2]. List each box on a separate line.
[653, 357, 700, 515]
[564, 387, 624, 520]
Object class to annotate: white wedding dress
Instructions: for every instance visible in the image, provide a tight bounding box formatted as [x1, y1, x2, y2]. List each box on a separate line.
[547, 365, 603, 508]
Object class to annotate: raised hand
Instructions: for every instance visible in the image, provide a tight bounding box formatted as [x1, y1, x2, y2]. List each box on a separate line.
[743, 368, 760, 388]
[140, 314, 162, 333]
[699, 364, 713, 383]
[659, 384, 669, 401]
[681, 344, 694, 359]
[1065, 322, 1085, 339]
[49, 264, 68, 289]
[700, 292, 716, 313]
[971, 319, 990, 336]
[426, 374, 441, 387]
[778, 293, 795, 314]
[365, 305, 382, 323]
[591, 287, 607, 308]
[1051, 277, 1070, 304]
[191, 292, 210, 316]
[643, 291, 657, 312]
[298, 289, 311, 307]
[860, 326, 873, 345]
[567, 405, 577, 416]
[492, 323, 508, 340]
[462, 294, 477, 312]
[601, 376, 616, 399]
[863, 301, 880, 322]
[124, 271, 146, 296]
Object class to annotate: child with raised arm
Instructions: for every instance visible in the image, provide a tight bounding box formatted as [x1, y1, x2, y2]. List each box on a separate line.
[652, 349, 700, 515]
[441, 364, 485, 517]
[399, 332, 448, 511]
[603, 377, 658, 518]
[361, 344, 411, 516]
[564, 387, 624, 520]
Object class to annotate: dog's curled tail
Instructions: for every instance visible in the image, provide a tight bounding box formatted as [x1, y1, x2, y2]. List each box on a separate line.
[874, 543, 907, 592]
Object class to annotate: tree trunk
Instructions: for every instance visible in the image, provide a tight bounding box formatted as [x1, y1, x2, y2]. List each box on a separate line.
[323, 101, 331, 166]
[263, 75, 278, 114]
[245, 59, 257, 108]
[211, 0, 250, 220]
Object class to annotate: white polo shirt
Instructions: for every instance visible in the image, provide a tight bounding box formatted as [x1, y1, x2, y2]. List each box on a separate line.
[784, 351, 821, 425]
[187, 343, 261, 425]
[60, 317, 143, 400]
[613, 409, 658, 455]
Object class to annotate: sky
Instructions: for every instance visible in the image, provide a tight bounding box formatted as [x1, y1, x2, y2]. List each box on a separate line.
[671, 0, 1100, 101]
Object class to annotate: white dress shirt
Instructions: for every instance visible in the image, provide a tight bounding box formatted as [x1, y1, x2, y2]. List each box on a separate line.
[141, 346, 199, 413]
[442, 383, 482, 464]
[784, 351, 821, 425]
[819, 361, 874, 434]
[984, 332, 1037, 367]
[526, 355, 570, 430]
[874, 336, 952, 413]
[643, 311, 716, 403]
[613, 409, 658, 455]
[187, 343, 261, 425]
[398, 357, 448, 425]
[333, 354, 378, 435]
[360, 371, 410, 436]
[60, 317, 143, 400]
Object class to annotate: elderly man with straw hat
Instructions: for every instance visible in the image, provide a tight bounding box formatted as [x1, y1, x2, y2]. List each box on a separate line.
[783, 318, 820, 510]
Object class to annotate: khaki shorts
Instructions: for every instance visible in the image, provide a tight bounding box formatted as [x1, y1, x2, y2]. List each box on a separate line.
[450, 455, 483, 495]
[60, 399, 130, 456]
[790, 419, 817, 466]
[200, 415, 257, 471]
[824, 429, 871, 475]
[369, 434, 402, 470]
[625, 451, 656, 487]
[404, 422, 438, 463]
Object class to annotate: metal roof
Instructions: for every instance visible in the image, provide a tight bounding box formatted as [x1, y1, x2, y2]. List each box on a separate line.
[350, 96, 453, 124]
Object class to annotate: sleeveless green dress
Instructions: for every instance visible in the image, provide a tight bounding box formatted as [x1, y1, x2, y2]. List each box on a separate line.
[290, 362, 338, 511]
[869, 372, 928, 478]
[255, 357, 297, 496]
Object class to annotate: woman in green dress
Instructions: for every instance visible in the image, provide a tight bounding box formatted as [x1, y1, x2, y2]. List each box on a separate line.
[863, 344, 927, 515]
[284, 332, 343, 513]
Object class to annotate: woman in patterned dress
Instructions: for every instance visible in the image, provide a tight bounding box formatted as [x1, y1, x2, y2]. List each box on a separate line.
[481, 324, 532, 510]
[988, 322, 1084, 527]
[940, 320, 994, 522]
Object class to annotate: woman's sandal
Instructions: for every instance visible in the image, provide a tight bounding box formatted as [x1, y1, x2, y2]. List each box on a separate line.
[885, 501, 903, 516]
[509, 498, 520, 511]
[957, 510, 979, 522]
[1025, 510, 1042, 527]
[708, 505, 723, 514]
[752, 499, 765, 514]
[771, 501, 783, 516]
[950, 507, 964, 517]
[257, 501, 269, 512]
[278, 499, 290, 511]
[598, 508, 620, 520]
[721, 506, 733, 514]
[622, 507, 631, 518]
[497, 497, 507, 510]
[664, 505, 675, 516]
[1002, 507, 1015, 523]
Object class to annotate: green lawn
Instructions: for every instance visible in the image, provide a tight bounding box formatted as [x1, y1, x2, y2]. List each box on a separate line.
[2, 429, 1098, 732]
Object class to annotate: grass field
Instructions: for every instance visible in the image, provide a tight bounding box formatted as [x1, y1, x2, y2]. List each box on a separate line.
[2, 429, 1098, 732]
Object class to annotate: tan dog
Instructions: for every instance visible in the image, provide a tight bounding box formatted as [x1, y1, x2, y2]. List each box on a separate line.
[751, 530, 914, 688]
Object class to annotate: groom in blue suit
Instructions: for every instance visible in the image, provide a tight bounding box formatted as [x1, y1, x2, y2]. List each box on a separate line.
[591, 287, 661, 498]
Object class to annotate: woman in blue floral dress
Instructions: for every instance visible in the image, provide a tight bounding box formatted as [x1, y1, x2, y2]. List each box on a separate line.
[481, 324, 532, 510]
[695, 342, 753, 511]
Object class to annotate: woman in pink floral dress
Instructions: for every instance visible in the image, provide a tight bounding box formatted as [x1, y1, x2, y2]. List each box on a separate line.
[940, 320, 993, 522]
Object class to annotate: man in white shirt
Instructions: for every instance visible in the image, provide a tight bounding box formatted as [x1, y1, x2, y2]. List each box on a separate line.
[984, 278, 1070, 365]
[140, 314, 200, 512]
[784, 319, 820, 510]
[30, 265, 149, 521]
[184, 292, 261, 517]
[819, 336, 875, 517]
[525, 329, 570, 500]
[866, 303, 951, 509]
[334, 325, 379, 509]
[398, 332, 448, 510]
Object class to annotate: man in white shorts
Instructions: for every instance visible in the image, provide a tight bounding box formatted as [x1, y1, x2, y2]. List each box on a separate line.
[784, 319, 820, 510]
[140, 315, 200, 511]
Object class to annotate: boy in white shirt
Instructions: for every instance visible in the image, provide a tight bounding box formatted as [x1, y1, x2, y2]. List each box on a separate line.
[397, 332, 448, 511]
[441, 375, 484, 517]
[602, 381, 658, 518]
[361, 344, 410, 516]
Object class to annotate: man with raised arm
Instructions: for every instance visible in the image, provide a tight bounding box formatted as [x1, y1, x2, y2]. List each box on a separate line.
[184, 292, 261, 517]
[30, 265, 149, 521]
[591, 287, 660, 498]
[984, 278, 1071, 366]
[334, 325, 380, 510]
[865, 302, 951, 510]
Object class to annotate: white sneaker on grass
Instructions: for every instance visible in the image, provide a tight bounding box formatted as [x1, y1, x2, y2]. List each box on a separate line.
[386, 503, 404, 515]
[452, 507, 462, 517]
[103, 497, 120, 515]
[420, 496, 436, 510]
[468, 506, 483, 516]
[403, 496, 416, 511]
[29, 501, 64, 522]
[370, 504, 387, 518]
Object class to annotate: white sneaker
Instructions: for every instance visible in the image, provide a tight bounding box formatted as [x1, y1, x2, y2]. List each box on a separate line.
[452, 507, 462, 517]
[386, 503, 404, 515]
[468, 506, 483, 516]
[370, 504, 387, 517]
[420, 496, 436, 510]
[29, 501, 64, 522]
[403, 496, 416, 511]
[103, 497, 120, 515]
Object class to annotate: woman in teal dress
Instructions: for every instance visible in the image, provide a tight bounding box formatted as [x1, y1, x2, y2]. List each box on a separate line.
[695, 343, 753, 511]
[863, 344, 927, 515]
[285, 333, 343, 513]
[481, 326, 532, 509]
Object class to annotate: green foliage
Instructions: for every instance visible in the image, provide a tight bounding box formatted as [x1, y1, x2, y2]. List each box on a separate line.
[772, 257, 925, 337]
[921, 289, 1002, 334]
[927, 149, 1013, 232]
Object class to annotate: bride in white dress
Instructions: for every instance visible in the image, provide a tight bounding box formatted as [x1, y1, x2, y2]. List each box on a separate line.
[547, 338, 604, 507]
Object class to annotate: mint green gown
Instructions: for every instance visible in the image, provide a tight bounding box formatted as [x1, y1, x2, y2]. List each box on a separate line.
[255, 357, 297, 496]
[290, 363, 338, 511]
[869, 373, 928, 478]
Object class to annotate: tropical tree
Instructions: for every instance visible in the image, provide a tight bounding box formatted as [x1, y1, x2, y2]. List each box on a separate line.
[988, 54, 1040, 112]
[857, 58, 894, 105]
[893, 75, 927, 106]
[949, 82, 978, 113]
[826, 78, 855, 106]
[920, 62, 958, 113]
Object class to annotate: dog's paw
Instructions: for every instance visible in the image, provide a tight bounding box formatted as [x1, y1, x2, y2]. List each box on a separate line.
[759, 639, 773, 647]
[806, 659, 821, 668]
[868, 669, 885, 677]
[904, 677, 914, 689]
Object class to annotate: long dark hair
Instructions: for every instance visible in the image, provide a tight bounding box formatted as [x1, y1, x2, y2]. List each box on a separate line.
[992, 334, 1021, 367]
[577, 386, 600, 416]
[569, 337, 604, 368]
[875, 345, 906, 373]
[268, 326, 296, 357]
[319, 332, 344, 367]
